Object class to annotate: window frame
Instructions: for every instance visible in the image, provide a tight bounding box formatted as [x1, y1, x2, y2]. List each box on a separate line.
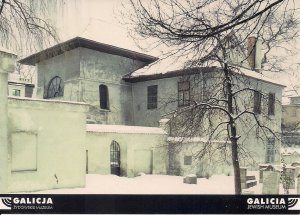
[46, 76, 64, 98]
[12, 89, 21, 97]
[265, 138, 275, 163]
[99, 84, 109, 110]
[178, 81, 190, 107]
[147, 85, 158, 109]
[253, 91, 262, 114]
[268, 93, 275, 116]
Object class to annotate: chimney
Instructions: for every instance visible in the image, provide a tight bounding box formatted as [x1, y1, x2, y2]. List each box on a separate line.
[247, 36, 262, 72]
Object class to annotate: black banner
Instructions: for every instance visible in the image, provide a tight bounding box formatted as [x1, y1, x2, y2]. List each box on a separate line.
[0, 195, 299, 214]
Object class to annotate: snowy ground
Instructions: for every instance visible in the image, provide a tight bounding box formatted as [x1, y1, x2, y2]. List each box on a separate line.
[26, 172, 297, 194]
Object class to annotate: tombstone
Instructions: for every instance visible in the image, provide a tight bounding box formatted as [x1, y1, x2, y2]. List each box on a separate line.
[240, 167, 247, 189]
[262, 171, 280, 194]
[291, 162, 300, 177]
[259, 164, 274, 183]
[283, 166, 296, 189]
[183, 174, 197, 184]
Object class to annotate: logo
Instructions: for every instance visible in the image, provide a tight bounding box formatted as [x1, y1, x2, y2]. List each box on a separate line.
[288, 198, 300, 211]
[0, 197, 12, 210]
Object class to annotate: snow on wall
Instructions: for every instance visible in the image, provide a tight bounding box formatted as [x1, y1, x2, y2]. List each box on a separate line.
[86, 124, 166, 135]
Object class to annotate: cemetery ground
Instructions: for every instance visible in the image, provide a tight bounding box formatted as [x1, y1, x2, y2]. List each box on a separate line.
[26, 172, 298, 194]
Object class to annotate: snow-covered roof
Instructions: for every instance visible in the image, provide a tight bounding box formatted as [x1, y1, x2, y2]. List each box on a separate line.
[8, 96, 87, 105]
[0, 47, 17, 56]
[167, 136, 228, 144]
[281, 147, 300, 155]
[86, 124, 166, 135]
[124, 58, 285, 87]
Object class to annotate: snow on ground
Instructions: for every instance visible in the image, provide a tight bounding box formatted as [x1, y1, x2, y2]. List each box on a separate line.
[30, 174, 235, 194]
[27, 173, 297, 194]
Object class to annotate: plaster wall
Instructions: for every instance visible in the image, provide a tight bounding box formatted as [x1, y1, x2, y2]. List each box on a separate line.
[7, 97, 87, 193]
[86, 131, 167, 177]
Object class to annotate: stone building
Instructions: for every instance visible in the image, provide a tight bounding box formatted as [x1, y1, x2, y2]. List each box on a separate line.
[1, 35, 284, 192]
[20, 37, 284, 179]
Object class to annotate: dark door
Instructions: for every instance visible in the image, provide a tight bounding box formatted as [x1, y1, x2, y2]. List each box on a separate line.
[110, 140, 120, 176]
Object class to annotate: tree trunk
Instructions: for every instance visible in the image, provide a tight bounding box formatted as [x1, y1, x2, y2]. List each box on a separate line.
[230, 129, 242, 194]
[224, 62, 242, 194]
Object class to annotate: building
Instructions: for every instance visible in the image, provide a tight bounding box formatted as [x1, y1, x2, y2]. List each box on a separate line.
[281, 96, 300, 149]
[8, 72, 34, 98]
[1, 36, 284, 193]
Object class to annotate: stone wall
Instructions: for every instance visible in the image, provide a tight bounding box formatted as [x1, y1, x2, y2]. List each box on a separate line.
[8, 97, 88, 193]
[86, 124, 168, 177]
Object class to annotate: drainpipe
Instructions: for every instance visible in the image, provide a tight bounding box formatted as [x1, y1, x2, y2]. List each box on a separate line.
[0, 49, 17, 193]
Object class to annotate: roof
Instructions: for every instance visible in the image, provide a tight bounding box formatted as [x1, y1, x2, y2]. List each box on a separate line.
[86, 124, 166, 135]
[19, 37, 158, 66]
[0, 47, 17, 56]
[123, 58, 286, 87]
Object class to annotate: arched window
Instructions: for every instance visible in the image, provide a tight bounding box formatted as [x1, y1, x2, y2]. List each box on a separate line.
[99, 84, 109, 109]
[46, 76, 64, 98]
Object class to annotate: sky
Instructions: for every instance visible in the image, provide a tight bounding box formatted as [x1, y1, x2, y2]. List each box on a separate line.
[46, 0, 300, 99]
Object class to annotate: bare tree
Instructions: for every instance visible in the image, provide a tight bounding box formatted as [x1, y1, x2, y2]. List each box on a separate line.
[0, 0, 60, 51]
[124, 0, 299, 194]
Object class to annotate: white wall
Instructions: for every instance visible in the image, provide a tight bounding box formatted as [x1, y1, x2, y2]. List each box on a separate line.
[8, 97, 88, 193]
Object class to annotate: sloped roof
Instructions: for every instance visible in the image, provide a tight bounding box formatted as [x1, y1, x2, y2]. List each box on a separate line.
[123, 58, 285, 87]
[19, 37, 158, 65]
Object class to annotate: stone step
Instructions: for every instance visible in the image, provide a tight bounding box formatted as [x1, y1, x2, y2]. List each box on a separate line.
[246, 180, 257, 188]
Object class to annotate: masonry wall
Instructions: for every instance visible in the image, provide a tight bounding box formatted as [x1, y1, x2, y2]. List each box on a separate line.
[132, 71, 283, 171]
[79, 48, 147, 125]
[282, 105, 300, 128]
[86, 129, 168, 177]
[7, 97, 87, 193]
[36, 48, 81, 100]
[36, 47, 149, 125]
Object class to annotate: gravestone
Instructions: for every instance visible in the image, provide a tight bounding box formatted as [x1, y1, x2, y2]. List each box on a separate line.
[259, 164, 271, 183]
[183, 174, 197, 184]
[262, 171, 280, 194]
[283, 166, 296, 189]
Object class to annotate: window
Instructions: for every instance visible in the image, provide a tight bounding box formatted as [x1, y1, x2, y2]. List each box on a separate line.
[265, 138, 275, 163]
[184, 155, 192, 165]
[268, 93, 275, 116]
[178, 81, 190, 107]
[147, 85, 158, 109]
[12, 89, 21, 97]
[253, 91, 262, 114]
[46, 76, 64, 98]
[99, 84, 109, 110]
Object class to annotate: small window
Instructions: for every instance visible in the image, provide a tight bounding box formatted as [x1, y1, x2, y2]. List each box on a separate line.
[46, 76, 64, 98]
[268, 93, 275, 116]
[99, 84, 109, 110]
[184, 155, 192, 165]
[178, 81, 190, 107]
[147, 85, 158, 109]
[253, 91, 262, 114]
[265, 138, 275, 163]
[12, 89, 21, 97]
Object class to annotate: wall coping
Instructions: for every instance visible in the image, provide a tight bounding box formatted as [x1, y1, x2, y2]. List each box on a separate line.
[86, 124, 166, 135]
[8, 97, 88, 112]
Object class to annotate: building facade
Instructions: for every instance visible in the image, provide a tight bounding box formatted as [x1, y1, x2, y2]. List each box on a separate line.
[10, 36, 285, 192]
